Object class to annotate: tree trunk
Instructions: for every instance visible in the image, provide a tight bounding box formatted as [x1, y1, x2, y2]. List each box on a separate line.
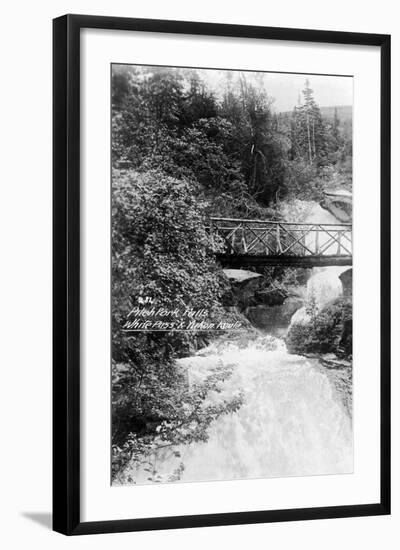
[312, 118, 316, 158]
[306, 113, 312, 164]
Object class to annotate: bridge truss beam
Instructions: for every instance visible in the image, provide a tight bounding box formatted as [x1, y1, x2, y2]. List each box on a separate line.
[217, 253, 353, 269]
[209, 217, 352, 268]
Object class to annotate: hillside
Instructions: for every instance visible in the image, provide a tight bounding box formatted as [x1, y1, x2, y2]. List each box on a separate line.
[320, 105, 352, 122]
[279, 105, 352, 123]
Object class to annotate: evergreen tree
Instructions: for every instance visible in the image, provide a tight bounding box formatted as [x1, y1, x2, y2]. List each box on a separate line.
[325, 107, 344, 163]
[291, 80, 327, 166]
[220, 74, 286, 205]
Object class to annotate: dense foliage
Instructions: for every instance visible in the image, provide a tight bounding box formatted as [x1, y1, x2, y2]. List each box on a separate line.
[285, 297, 352, 358]
[111, 170, 245, 480]
[112, 68, 352, 216]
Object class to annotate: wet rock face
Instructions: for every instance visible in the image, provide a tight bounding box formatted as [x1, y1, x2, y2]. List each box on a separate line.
[320, 191, 352, 223]
[245, 297, 304, 331]
[321, 201, 352, 223]
[236, 277, 263, 308]
[339, 268, 352, 297]
[222, 268, 306, 331]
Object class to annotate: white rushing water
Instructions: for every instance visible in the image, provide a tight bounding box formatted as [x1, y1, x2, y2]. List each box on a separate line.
[129, 334, 353, 484]
[123, 201, 353, 485]
[291, 265, 346, 326]
[292, 200, 350, 322]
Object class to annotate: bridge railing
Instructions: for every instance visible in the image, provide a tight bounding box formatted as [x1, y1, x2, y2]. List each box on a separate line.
[208, 217, 352, 257]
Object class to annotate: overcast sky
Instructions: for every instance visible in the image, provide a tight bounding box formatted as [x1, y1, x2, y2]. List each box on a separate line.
[196, 69, 353, 112]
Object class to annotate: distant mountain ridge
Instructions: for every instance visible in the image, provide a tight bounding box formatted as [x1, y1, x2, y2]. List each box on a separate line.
[319, 105, 352, 122]
[279, 105, 352, 123]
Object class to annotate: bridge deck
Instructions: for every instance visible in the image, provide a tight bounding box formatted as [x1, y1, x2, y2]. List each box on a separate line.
[217, 253, 352, 268]
[209, 217, 352, 268]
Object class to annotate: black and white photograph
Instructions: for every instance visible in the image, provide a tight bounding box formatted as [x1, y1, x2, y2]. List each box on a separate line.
[111, 64, 354, 486]
[0, 1, 395, 545]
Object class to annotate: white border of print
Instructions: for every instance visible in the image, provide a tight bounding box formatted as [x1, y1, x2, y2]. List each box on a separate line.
[80, 28, 380, 523]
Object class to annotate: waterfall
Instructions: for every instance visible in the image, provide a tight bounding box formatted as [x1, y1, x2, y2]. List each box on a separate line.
[121, 201, 353, 485]
[290, 266, 345, 326]
[291, 200, 349, 324]
[126, 335, 353, 484]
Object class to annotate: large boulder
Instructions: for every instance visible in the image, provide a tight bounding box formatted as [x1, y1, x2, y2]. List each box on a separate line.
[321, 189, 352, 223]
[339, 268, 352, 297]
[245, 296, 304, 331]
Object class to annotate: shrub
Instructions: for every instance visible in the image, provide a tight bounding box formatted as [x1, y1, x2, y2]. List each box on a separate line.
[111, 169, 242, 481]
[286, 297, 352, 357]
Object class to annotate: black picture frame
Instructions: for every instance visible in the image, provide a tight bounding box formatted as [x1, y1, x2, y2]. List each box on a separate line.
[53, 14, 391, 536]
